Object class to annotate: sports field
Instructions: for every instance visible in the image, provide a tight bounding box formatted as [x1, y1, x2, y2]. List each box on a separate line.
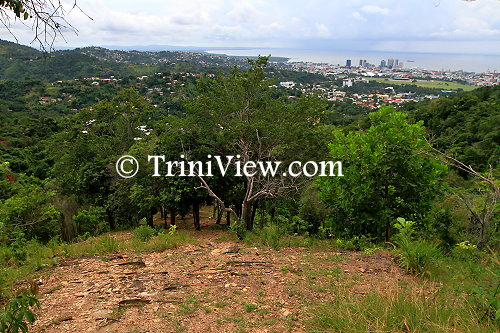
[369, 78, 476, 91]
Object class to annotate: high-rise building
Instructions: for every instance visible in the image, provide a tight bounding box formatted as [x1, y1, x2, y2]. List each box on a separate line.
[380, 60, 387, 67]
[387, 58, 395, 68]
[395, 59, 399, 68]
[346, 59, 351, 67]
[359, 59, 363, 67]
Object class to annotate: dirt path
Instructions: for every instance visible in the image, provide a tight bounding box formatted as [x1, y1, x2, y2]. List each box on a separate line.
[29, 210, 412, 333]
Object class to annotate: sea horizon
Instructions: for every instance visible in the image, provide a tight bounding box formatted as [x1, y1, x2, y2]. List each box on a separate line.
[205, 48, 500, 74]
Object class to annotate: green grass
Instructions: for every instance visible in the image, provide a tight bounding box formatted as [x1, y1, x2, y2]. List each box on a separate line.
[307, 284, 498, 332]
[177, 296, 200, 315]
[369, 78, 476, 91]
[242, 302, 258, 313]
[213, 301, 229, 308]
[396, 239, 443, 277]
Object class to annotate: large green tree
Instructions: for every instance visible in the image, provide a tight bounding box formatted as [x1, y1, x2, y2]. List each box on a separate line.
[187, 56, 327, 235]
[51, 88, 153, 237]
[318, 106, 446, 241]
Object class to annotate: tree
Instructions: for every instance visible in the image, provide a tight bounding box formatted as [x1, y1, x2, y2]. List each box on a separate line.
[0, 0, 89, 51]
[318, 106, 446, 241]
[426, 142, 498, 245]
[51, 88, 154, 236]
[187, 56, 326, 236]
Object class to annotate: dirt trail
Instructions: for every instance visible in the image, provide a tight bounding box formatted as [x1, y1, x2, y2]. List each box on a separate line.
[29, 209, 411, 333]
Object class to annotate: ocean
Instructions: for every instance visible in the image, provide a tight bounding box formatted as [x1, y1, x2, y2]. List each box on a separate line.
[205, 48, 500, 74]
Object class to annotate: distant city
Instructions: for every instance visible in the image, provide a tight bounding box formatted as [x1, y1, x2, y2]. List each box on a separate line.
[279, 58, 498, 88]
[345, 58, 405, 70]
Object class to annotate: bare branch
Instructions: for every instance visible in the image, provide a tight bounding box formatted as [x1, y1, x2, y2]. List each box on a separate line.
[424, 137, 498, 193]
[0, 0, 91, 52]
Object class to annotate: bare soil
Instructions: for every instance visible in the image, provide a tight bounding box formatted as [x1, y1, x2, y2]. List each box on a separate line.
[29, 208, 416, 333]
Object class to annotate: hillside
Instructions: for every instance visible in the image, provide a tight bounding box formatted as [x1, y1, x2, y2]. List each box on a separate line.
[0, 40, 175, 81]
[0, 41, 295, 82]
[2, 210, 490, 333]
[403, 85, 500, 171]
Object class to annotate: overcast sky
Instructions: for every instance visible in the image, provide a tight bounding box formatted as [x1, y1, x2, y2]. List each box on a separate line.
[2, 0, 500, 54]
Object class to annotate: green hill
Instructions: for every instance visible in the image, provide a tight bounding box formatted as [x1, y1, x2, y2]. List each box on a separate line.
[403, 85, 500, 171]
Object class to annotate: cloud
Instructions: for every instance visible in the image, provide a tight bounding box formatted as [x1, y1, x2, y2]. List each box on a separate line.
[315, 23, 331, 38]
[226, 1, 262, 24]
[170, 14, 204, 26]
[352, 11, 365, 21]
[360, 5, 390, 15]
[0, 0, 498, 55]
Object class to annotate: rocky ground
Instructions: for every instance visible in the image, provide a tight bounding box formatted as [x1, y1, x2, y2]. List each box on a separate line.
[28, 212, 416, 333]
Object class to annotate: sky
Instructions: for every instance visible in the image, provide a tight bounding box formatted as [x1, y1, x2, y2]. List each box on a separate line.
[1, 0, 500, 55]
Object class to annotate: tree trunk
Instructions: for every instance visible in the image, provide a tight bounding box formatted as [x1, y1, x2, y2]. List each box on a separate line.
[163, 206, 168, 228]
[236, 203, 242, 219]
[52, 196, 78, 241]
[170, 209, 176, 226]
[384, 185, 390, 242]
[216, 204, 223, 224]
[226, 211, 231, 225]
[243, 201, 253, 230]
[193, 202, 201, 231]
[251, 202, 258, 228]
[146, 207, 155, 228]
[385, 219, 391, 242]
[107, 208, 116, 230]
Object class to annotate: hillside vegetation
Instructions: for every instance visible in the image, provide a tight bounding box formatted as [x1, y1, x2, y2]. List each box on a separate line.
[0, 48, 498, 332]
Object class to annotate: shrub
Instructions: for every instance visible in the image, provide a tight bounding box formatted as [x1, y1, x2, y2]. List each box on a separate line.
[334, 236, 374, 251]
[73, 206, 109, 236]
[394, 217, 443, 276]
[133, 225, 157, 242]
[244, 224, 282, 250]
[451, 241, 481, 262]
[289, 216, 312, 235]
[97, 235, 119, 253]
[0, 292, 40, 333]
[397, 239, 443, 276]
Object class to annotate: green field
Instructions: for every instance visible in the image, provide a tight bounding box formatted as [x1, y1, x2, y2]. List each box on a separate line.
[369, 78, 476, 91]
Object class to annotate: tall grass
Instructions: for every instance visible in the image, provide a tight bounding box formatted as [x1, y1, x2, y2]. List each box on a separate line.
[396, 238, 443, 277]
[307, 283, 498, 332]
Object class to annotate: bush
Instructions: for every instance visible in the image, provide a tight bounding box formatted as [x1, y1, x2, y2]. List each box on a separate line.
[289, 216, 312, 236]
[298, 184, 329, 233]
[394, 217, 443, 276]
[451, 241, 481, 262]
[0, 292, 40, 333]
[334, 235, 373, 251]
[73, 206, 109, 236]
[244, 224, 282, 250]
[397, 239, 443, 276]
[133, 225, 157, 242]
[0, 184, 60, 243]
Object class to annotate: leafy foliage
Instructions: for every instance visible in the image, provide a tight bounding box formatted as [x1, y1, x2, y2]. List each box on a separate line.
[318, 106, 446, 240]
[132, 225, 157, 242]
[403, 85, 500, 172]
[0, 292, 40, 333]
